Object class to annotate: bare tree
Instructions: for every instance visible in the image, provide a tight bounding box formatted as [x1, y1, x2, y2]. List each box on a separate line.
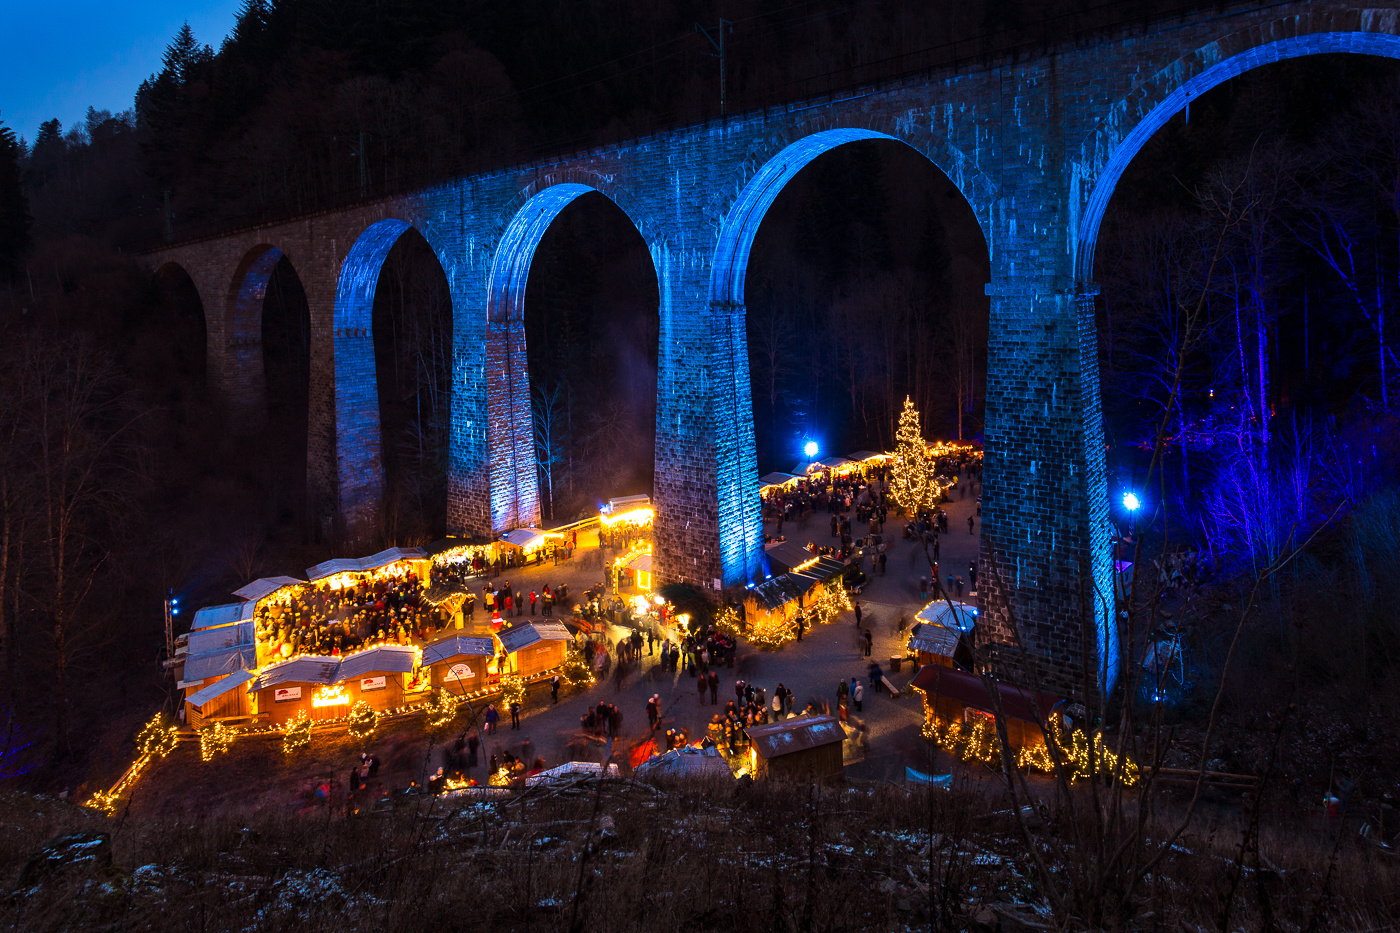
[532, 382, 566, 521]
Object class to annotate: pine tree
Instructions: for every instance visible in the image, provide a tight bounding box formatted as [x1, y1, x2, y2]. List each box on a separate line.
[0, 115, 30, 281]
[889, 396, 937, 514]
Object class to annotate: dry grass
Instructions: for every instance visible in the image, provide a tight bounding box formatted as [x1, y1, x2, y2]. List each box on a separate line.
[2, 775, 1398, 933]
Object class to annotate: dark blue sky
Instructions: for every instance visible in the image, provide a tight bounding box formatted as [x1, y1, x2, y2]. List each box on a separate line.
[2, 2, 243, 144]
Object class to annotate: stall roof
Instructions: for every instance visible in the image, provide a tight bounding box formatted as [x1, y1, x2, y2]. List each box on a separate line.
[746, 574, 806, 611]
[747, 714, 845, 760]
[764, 540, 821, 574]
[190, 601, 256, 631]
[360, 546, 427, 571]
[185, 669, 255, 709]
[759, 471, 802, 487]
[497, 621, 572, 653]
[248, 656, 340, 692]
[634, 746, 733, 781]
[305, 557, 365, 581]
[622, 552, 652, 573]
[791, 460, 823, 475]
[789, 557, 845, 587]
[909, 665, 1059, 724]
[607, 494, 650, 511]
[335, 645, 417, 682]
[232, 576, 304, 602]
[186, 620, 254, 657]
[914, 599, 978, 633]
[180, 645, 257, 687]
[499, 528, 558, 550]
[907, 622, 964, 659]
[821, 456, 855, 469]
[422, 636, 495, 665]
[847, 450, 887, 462]
[423, 536, 490, 558]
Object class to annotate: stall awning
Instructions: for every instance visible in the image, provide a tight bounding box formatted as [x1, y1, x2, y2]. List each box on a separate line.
[186, 620, 254, 657]
[909, 665, 1059, 724]
[759, 472, 801, 488]
[305, 547, 426, 581]
[185, 669, 254, 708]
[180, 645, 257, 687]
[747, 714, 845, 760]
[190, 601, 256, 631]
[422, 636, 495, 666]
[606, 494, 651, 512]
[499, 528, 558, 551]
[907, 622, 963, 659]
[334, 645, 417, 683]
[746, 575, 806, 611]
[622, 552, 652, 573]
[497, 621, 572, 653]
[764, 540, 821, 574]
[232, 576, 304, 602]
[248, 656, 340, 692]
[914, 599, 978, 633]
[846, 450, 887, 462]
[821, 456, 855, 470]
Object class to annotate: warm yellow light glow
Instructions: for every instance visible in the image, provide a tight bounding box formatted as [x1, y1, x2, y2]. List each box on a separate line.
[311, 685, 350, 707]
[792, 555, 820, 573]
[600, 506, 654, 527]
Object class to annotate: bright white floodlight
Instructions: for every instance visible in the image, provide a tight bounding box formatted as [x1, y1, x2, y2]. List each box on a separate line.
[1122, 492, 1141, 512]
[804, 441, 819, 458]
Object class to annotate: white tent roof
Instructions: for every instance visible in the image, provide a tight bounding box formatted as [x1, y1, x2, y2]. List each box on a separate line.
[186, 620, 253, 657]
[499, 528, 557, 550]
[190, 601, 256, 631]
[759, 472, 801, 487]
[820, 456, 855, 469]
[914, 599, 978, 633]
[846, 450, 887, 462]
[305, 547, 426, 581]
[232, 576, 304, 602]
[185, 669, 255, 709]
[247, 655, 340, 692]
[606, 494, 650, 511]
[305, 557, 365, 581]
[623, 552, 652, 573]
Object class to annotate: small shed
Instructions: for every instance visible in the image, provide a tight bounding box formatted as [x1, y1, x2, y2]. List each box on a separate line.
[423, 635, 495, 691]
[334, 644, 418, 712]
[907, 622, 973, 670]
[909, 665, 1061, 753]
[184, 669, 254, 728]
[746, 714, 845, 781]
[497, 621, 571, 676]
[741, 575, 806, 636]
[247, 655, 342, 725]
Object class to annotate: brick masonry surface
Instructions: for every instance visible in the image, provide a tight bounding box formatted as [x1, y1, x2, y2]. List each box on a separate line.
[144, 4, 1400, 703]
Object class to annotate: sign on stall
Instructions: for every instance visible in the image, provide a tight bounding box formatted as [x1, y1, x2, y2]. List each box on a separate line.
[275, 686, 302, 703]
[360, 676, 386, 692]
[445, 663, 475, 682]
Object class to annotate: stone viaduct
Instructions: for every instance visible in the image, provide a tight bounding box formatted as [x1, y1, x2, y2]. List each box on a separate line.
[146, 4, 1400, 703]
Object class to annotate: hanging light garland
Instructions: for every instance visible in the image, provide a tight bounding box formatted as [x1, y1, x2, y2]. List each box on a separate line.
[560, 646, 595, 687]
[84, 714, 180, 815]
[425, 688, 458, 728]
[499, 673, 526, 708]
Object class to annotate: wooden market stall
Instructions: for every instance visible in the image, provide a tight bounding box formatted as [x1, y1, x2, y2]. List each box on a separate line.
[183, 669, 254, 728]
[333, 644, 420, 711]
[906, 622, 973, 670]
[909, 665, 1062, 754]
[741, 575, 806, 635]
[497, 621, 571, 677]
[746, 714, 846, 781]
[247, 656, 343, 726]
[422, 635, 496, 692]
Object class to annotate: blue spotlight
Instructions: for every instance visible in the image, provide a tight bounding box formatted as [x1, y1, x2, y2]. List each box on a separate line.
[1122, 492, 1140, 512]
[804, 440, 819, 458]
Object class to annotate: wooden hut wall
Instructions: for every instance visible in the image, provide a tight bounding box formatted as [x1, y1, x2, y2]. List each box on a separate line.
[430, 656, 489, 691]
[255, 684, 347, 725]
[346, 673, 405, 712]
[927, 696, 1046, 752]
[511, 641, 565, 677]
[185, 681, 249, 729]
[758, 743, 843, 781]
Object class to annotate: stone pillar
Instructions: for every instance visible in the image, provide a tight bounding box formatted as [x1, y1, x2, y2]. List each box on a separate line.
[978, 280, 1115, 710]
[446, 284, 493, 540]
[486, 313, 540, 532]
[651, 244, 764, 594]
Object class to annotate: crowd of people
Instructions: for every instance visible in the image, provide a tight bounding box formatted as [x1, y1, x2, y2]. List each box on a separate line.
[255, 570, 448, 662]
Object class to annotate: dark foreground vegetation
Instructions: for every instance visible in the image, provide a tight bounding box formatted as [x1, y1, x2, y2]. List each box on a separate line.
[3, 775, 1399, 933]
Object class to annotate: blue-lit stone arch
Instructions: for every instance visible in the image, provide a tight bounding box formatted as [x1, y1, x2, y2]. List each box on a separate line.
[333, 217, 454, 539]
[707, 127, 993, 588]
[485, 182, 655, 532]
[1075, 21, 1400, 282]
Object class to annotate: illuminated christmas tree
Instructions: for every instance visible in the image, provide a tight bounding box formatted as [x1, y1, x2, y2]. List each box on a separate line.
[889, 396, 938, 514]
